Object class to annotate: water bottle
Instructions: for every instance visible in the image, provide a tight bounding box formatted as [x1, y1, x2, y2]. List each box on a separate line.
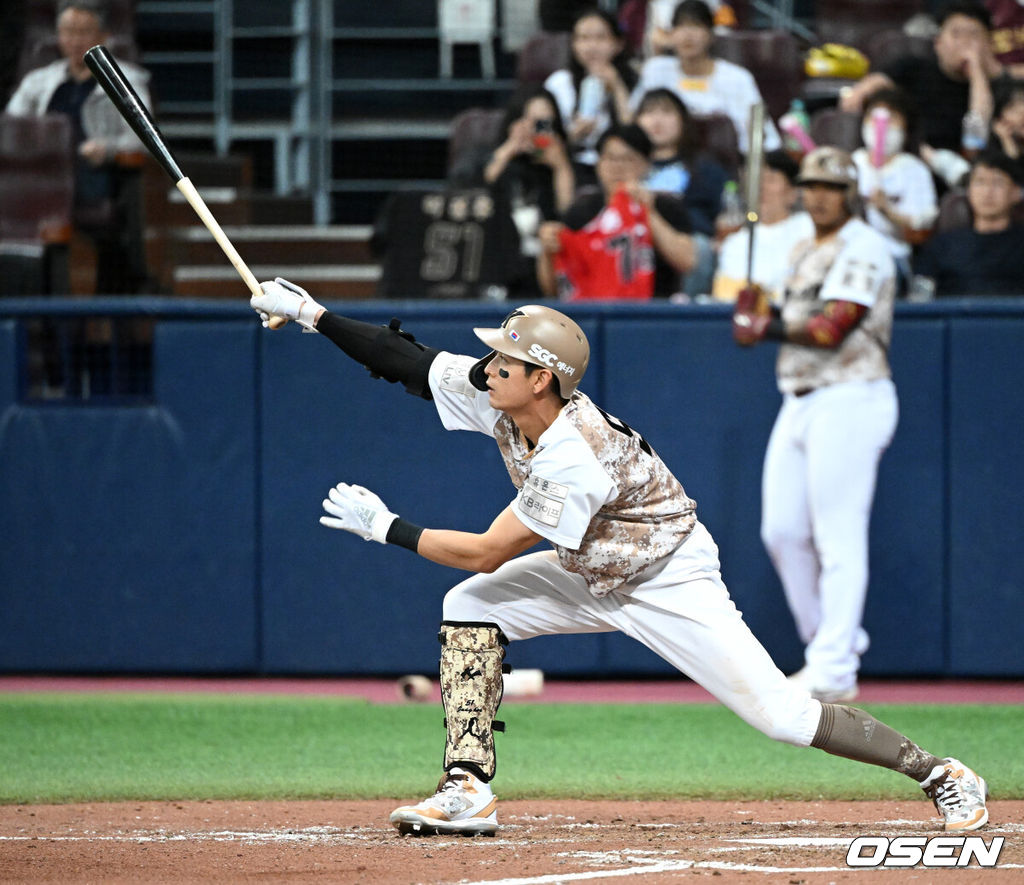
[715, 180, 745, 240]
[961, 111, 987, 156]
[577, 75, 605, 120]
[779, 99, 815, 158]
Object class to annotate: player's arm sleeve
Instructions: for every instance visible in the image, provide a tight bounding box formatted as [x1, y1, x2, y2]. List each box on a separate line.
[315, 312, 440, 399]
[509, 439, 616, 550]
[427, 352, 503, 436]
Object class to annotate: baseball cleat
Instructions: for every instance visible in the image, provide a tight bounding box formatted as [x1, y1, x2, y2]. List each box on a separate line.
[921, 758, 989, 831]
[390, 767, 498, 837]
[786, 667, 858, 703]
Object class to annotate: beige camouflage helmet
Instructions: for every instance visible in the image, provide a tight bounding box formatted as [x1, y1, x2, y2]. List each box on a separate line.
[796, 146, 858, 187]
[470, 305, 590, 398]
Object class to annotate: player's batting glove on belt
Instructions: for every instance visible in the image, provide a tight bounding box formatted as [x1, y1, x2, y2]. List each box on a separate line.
[732, 284, 772, 347]
[251, 277, 325, 332]
[320, 482, 398, 544]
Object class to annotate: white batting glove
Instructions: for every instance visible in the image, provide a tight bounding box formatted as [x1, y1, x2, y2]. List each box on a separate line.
[320, 482, 398, 544]
[251, 277, 324, 331]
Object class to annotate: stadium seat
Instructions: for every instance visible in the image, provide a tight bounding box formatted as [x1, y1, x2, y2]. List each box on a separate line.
[809, 107, 862, 153]
[0, 112, 74, 292]
[516, 31, 570, 83]
[813, 0, 925, 54]
[691, 113, 741, 177]
[447, 107, 505, 177]
[863, 28, 935, 71]
[935, 188, 971, 234]
[712, 29, 803, 122]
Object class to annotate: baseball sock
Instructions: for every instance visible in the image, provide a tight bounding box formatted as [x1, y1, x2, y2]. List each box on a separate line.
[811, 703, 944, 781]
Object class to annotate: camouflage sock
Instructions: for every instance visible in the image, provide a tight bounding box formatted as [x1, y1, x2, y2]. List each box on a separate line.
[439, 621, 508, 780]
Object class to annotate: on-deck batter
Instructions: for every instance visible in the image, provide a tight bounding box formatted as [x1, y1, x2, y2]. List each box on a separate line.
[733, 146, 898, 704]
[250, 284, 987, 838]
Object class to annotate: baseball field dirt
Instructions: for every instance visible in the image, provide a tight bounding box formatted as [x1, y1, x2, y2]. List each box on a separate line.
[2, 798, 1021, 883]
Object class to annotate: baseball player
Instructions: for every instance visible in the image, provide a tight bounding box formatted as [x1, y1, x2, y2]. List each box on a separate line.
[250, 283, 987, 837]
[733, 146, 899, 704]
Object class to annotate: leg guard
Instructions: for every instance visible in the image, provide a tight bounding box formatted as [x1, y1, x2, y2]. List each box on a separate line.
[439, 620, 508, 781]
[316, 313, 439, 399]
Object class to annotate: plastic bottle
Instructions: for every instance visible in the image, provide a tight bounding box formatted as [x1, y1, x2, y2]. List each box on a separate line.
[779, 99, 815, 158]
[961, 110, 988, 156]
[716, 180, 745, 239]
[577, 75, 605, 120]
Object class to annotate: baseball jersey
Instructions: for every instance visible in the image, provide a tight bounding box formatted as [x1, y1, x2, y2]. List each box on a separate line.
[428, 352, 697, 596]
[776, 218, 896, 394]
[554, 187, 656, 300]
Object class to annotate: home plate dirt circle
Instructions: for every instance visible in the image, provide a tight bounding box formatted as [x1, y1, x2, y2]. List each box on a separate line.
[1, 799, 1022, 883]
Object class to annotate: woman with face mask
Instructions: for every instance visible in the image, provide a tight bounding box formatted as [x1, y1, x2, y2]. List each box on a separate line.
[851, 87, 938, 290]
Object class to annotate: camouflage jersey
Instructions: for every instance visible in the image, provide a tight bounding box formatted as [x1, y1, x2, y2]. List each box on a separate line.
[428, 352, 697, 597]
[777, 217, 896, 394]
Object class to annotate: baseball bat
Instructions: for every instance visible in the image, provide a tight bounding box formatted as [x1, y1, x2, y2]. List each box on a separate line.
[743, 102, 766, 287]
[83, 44, 286, 328]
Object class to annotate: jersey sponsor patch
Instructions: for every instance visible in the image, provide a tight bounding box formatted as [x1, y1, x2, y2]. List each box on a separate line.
[518, 473, 568, 528]
[439, 361, 476, 398]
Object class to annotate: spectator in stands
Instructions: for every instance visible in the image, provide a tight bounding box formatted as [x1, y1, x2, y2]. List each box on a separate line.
[635, 87, 727, 295]
[5, 0, 151, 295]
[840, 2, 1003, 167]
[635, 87, 728, 235]
[543, 8, 638, 185]
[451, 86, 577, 299]
[629, 0, 781, 155]
[851, 87, 938, 289]
[913, 150, 1024, 295]
[712, 149, 814, 303]
[985, 0, 1024, 76]
[537, 124, 695, 299]
[618, 0, 737, 58]
[988, 76, 1024, 179]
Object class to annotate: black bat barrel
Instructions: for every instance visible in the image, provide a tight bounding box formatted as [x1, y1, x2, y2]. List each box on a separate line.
[84, 44, 184, 183]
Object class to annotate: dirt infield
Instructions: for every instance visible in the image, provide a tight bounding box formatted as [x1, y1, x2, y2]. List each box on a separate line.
[1, 798, 1021, 884]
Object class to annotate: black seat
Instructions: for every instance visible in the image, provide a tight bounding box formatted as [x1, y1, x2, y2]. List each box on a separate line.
[712, 29, 803, 122]
[516, 31, 570, 84]
[809, 107, 863, 153]
[813, 0, 926, 54]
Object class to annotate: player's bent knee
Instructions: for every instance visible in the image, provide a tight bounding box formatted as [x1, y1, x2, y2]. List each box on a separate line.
[755, 695, 822, 747]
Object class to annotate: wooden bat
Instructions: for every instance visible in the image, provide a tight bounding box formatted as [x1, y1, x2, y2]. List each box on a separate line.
[743, 102, 766, 287]
[84, 44, 286, 329]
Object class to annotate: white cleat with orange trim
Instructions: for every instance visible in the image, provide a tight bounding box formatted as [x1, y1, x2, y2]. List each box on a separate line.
[390, 767, 498, 836]
[921, 757, 989, 831]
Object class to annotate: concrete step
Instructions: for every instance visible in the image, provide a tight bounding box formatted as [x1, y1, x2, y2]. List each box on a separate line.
[169, 225, 375, 266]
[172, 263, 381, 299]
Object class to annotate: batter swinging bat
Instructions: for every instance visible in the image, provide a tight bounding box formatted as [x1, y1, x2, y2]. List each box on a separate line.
[83, 44, 285, 328]
[743, 102, 766, 287]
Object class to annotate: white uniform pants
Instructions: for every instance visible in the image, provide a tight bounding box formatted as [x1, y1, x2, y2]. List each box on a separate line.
[760, 378, 899, 690]
[443, 522, 822, 747]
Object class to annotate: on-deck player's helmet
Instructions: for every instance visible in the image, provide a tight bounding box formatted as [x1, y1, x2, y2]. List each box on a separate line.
[469, 305, 590, 399]
[795, 145, 859, 211]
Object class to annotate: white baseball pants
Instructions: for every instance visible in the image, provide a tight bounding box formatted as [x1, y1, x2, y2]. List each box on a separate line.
[443, 521, 823, 748]
[760, 378, 899, 691]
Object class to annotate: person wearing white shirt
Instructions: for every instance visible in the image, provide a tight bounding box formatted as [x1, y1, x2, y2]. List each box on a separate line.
[630, 0, 781, 154]
[713, 149, 814, 302]
[851, 87, 938, 286]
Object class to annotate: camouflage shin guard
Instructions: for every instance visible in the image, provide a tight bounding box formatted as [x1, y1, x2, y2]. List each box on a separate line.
[439, 621, 508, 780]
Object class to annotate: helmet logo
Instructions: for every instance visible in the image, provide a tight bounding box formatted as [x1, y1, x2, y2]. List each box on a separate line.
[508, 329, 520, 341]
[527, 342, 560, 368]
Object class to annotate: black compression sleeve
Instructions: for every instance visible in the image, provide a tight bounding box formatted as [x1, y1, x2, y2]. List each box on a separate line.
[385, 518, 424, 552]
[315, 312, 440, 399]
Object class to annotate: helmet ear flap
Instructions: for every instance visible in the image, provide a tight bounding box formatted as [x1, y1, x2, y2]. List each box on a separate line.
[469, 351, 496, 392]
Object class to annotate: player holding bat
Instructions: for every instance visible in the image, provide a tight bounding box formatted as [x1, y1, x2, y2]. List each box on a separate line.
[249, 281, 988, 837]
[732, 146, 900, 706]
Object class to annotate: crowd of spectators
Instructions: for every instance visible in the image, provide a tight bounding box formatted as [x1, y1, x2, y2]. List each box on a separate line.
[445, 0, 1024, 301]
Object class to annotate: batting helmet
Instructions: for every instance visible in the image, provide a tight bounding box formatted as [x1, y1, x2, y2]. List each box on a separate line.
[469, 305, 590, 399]
[795, 145, 859, 212]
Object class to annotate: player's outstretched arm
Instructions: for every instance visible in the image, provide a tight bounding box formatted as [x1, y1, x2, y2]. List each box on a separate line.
[252, 278, 440, 399]
[321, 489, 541, 573]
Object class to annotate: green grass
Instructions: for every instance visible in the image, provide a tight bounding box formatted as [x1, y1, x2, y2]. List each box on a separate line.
[1, 693, 1021, 804]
